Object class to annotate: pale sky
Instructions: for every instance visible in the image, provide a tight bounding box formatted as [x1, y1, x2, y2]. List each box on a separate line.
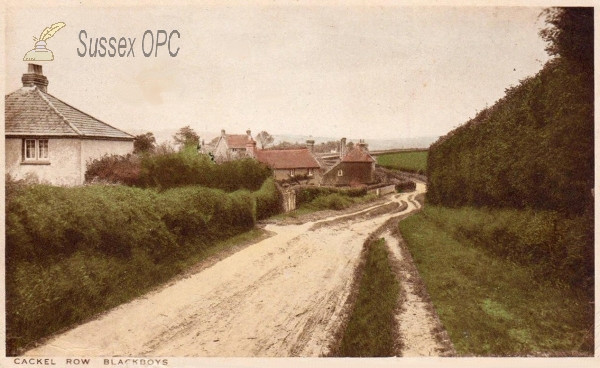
[5, 3, 552, 141]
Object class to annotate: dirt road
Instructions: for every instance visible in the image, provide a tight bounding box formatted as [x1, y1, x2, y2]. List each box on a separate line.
[26, 183, 437, 357]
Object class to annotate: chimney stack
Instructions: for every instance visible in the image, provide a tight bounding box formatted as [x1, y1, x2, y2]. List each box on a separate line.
[246, 139, 257, 157]
[306, 140, 315, 153]
[246, 129, 252, 140]
[340, 137, 347, 159]
[22, 64, 48, 92]
[221, 129, 226, 137]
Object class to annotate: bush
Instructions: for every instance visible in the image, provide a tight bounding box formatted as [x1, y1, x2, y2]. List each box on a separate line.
[252, 178, 283, 220]
[395, 180, 416, 192]
[85, 154, 141, 186]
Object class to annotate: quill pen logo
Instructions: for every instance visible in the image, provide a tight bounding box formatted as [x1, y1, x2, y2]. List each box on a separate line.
[23, 22, 66, 61]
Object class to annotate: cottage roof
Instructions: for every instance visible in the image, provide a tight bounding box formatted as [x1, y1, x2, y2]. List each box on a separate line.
[341, 145, 375, 163]
[225, 134, 254, 149]
[255, 149, 321, 169]
[5, 86, 134, 140]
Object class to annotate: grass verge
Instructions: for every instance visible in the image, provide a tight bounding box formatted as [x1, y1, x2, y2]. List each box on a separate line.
[376, 150, 428, 174]
[329, 238, 400, 357]
[398, 209, 594, 356]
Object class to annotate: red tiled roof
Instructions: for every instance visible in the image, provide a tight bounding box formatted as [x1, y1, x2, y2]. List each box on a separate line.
[255, 149, 321, 169]
[5, 86, 133, 140]
[226, 134, 253, 148]
[341, 145, 375, 163]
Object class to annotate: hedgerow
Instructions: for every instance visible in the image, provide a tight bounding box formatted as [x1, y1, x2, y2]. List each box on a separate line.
[5, 179, 280, 355]
[86, 147, 272, 192]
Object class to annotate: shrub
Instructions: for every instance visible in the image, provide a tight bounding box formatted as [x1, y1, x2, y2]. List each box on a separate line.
[85, 154, 141, 185]
[252, 178, 283, 220]
[310, 193, 353, 210]
[395, 180, 416, 192]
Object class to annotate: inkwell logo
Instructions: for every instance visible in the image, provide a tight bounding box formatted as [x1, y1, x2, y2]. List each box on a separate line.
[23, 22, 66, 61]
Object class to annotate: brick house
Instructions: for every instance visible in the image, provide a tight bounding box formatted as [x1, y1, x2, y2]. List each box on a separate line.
[321, 140, 376, 186]
[5, 64, 134, 186]
[213, 129, 256, 161]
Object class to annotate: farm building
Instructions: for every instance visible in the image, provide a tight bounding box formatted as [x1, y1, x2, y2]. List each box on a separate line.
[321, 140, 376, 186]
[5, 64, 134, 186]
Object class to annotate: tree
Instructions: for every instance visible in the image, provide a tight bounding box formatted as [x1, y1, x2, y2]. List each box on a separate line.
[133, 132, 156, 154]
[540, 7, 593, 74]
[255, 131, 274, 149]
[173, 126, 200, 149]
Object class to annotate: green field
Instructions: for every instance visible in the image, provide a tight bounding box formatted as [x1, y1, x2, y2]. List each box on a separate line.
[376, 150, 428, 174]
[398, 207, 594, 356]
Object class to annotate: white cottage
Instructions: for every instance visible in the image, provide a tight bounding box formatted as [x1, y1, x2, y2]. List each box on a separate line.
[5, 64, 134, 185]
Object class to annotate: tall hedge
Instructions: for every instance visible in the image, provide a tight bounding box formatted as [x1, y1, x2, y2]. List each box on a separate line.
[427, 8, 593, 215]
[6, 180, 281, 354]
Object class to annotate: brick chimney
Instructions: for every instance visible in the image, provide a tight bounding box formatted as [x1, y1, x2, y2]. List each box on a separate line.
[221, 129, 226, 137]
[22, 64, 48, 92]
[246, 129, 252, 141]
[306, 140, 315, 153]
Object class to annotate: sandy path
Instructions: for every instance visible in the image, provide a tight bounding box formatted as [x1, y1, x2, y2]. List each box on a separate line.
[26, 184, 426, 357]
[382, 230, 453, 357]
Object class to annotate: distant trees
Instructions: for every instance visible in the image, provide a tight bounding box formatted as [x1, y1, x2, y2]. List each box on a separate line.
[269, 141, 305, 150]
[173, 126, 200, 149]
[133, 132, 156, 154]
[255, 131, 274, 149]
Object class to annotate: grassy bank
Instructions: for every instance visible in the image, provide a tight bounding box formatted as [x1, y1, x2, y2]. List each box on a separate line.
[330, 238, 400, 357]
[376, 151, 428, 174]
[398, 207, 594, 356]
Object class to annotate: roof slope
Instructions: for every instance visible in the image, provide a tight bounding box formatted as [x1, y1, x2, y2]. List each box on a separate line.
[255, 149, 321, 169]
[341, 146, 375, 163]
[226, 134, 253, 148]
[5, 86, 133, 139]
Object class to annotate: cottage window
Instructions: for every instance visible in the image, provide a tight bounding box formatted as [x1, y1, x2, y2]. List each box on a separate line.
[307, 168, 313, 177]
[23, 139, 49, 161]
[337, 169, 343, 177]
[289, 169, 295, 177]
